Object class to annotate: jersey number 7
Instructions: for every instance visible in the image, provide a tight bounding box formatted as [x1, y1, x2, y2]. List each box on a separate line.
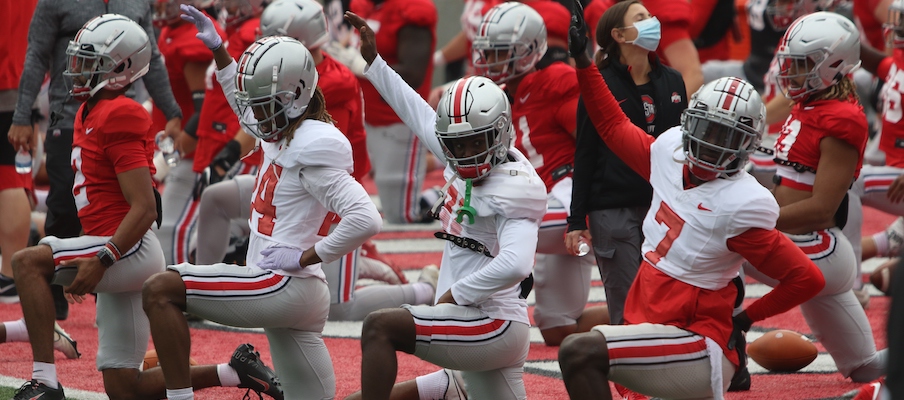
[644, 201, 686, 265]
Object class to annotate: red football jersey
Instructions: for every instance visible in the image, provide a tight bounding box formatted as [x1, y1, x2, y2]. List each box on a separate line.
[878, 55, 904, 167]
[351, 0, 437, 126]
[192, 18, 256, 173]
[152, 21, 215, 137]
[641, 0, 691, 62]
[72, 97, 155, 236]
[774, 98, 868, 178]
[319, 53, 371, 180]
[511, 62, 579, 190]
[853, 0, 886, 51]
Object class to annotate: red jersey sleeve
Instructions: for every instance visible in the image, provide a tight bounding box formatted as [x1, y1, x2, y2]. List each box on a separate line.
[99, 103, 153, 174]
[726, 228, 825, 322]
[399, 0, 438, 27]
[822, 99, 869, 152]
[576, 65, 654, 179]
[878, 57, 894, 84]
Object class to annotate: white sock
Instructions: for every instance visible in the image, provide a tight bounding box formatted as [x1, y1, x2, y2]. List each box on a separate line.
[412, 282, 435, 305]
[415, 369, 450, 400]
[32, 362, 58, 389]
[166, 387, 194, 400]
[874, 231, 890, 256]
[217, 363, 241, 387]
[4, 318, 29, 342]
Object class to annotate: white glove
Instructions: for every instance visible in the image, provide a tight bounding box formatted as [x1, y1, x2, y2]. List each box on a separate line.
[322, 41, 368, 77]
[180, 4, 222, 50]
[258, 246, 304, 272]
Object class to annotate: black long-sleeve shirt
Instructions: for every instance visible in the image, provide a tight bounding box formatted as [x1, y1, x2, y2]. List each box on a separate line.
[567, 55, 687, 231]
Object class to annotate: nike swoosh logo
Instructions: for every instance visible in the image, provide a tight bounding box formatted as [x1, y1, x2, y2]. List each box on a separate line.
[28, 394, 46, 399]
[250, 375, 269, 391]
[697, 203, 712, 212]
[519, 93, 531, 103]
[617, 99, 627, 105]
[86, 128, 94, 134]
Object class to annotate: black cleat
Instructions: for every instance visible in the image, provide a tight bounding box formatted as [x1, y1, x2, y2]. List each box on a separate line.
[229, 343, 284, 400]
[13, 380, 65, 400]
[728, 365, 751, 392]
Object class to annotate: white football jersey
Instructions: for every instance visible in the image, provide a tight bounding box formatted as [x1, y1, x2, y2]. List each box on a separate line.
[643, 128, 779, 290]
[364, 56, 548, 324]
[435, 149, 547, 324]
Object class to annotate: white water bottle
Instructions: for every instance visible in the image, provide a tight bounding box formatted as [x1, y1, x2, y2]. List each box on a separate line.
[14, 149, 32, 175]
[576, 242, 590, 257]
[155, 131, 180, 167]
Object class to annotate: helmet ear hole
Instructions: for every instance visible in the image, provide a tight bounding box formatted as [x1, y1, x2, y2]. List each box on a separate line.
[295, 87, 302, 99]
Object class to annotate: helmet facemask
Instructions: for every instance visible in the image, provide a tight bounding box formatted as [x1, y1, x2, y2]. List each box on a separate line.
[154, 0, 187, 27]
[682, 107, 760, 181]
[765, 0, 840, 30]
[776, 51, 824, 101]
[437, 114, 509, 181]
[64, 42, 130, 100]
[235, 73, 306, 142]
[472, 41, 541, 84]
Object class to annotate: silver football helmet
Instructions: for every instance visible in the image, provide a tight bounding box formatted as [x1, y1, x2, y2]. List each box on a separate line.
[223, 0, 268, 28]
[886, 0, 904, 49]
[472, 2, 547, 84]
[765, 0, 843, 30]
[681, 77, 766, 181]
[775, 12, 860, 101]
[435, 76, 512, 181]
[235, 36, 318, 141]
[259, 0, 329, 49]
[64, 14, 151, 100]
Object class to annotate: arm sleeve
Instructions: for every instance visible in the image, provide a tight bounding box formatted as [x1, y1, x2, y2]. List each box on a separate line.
[363, 55, 446, 161]
[877, 57, 893, 79]
[555, 97, 578, 136]
[302, 166, 382, 263]
[451, 216, 539, 306]
[726, 228, 825, 322]
[216, 61, 261, 136]
[567, 99, 597, 231]
[140, 6, 182, 121]
[576, 65, 654, 180]
[13, 1, 56, 126]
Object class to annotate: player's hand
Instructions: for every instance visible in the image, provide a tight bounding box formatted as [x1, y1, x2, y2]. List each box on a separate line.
[565, 229, 592, 256]
[60, 256, 107, 302]
[193, 169, 210, 200]
[436, 289, 458, 305]
[8, 124, 35, 152]
[258, 246, 305, 272]
[208, 139, 242, 185]
[164, 117, 183, 141]
[344, 12, 377, 65]
[568, 0, 591, 68]
[888, 174, 904, 203]
[180, 4, 222, 50]
[727, 311, 752, 351]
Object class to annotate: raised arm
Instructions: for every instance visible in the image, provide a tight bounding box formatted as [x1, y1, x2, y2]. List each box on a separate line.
[569, 2, 653, 180]
[347, 11, 446, 161]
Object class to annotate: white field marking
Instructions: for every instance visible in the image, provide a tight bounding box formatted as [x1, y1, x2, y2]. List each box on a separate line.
[0, 374, 109, 400]
[524, 352, 839, 377]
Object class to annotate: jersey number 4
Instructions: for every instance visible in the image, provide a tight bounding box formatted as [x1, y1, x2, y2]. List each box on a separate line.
[644, 201, 686, 264]
[252, 164, 283, 236]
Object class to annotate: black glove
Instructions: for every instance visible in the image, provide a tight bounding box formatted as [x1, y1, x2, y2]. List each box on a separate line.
[727, 311, 753, 351]
[208, 139, 241, 186]
[568, 0, 589, 60]
[192, 168, 210, 201]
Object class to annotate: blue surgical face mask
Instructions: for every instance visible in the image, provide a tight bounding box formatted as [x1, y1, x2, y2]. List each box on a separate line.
[624, 16, 661, 52]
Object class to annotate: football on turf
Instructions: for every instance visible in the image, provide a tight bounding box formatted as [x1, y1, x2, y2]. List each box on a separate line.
[869, 260, 897, 296]
[141, 350, 198, 371]
[748, 329, 817, 372]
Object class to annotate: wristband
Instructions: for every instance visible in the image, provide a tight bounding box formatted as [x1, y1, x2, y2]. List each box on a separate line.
[106, 242, 122, 260]
[96, 246, 118, 268]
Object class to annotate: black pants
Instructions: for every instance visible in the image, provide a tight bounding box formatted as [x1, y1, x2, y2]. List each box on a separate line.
[44, 128, 81, 238]
[889, 257, 904, 398]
